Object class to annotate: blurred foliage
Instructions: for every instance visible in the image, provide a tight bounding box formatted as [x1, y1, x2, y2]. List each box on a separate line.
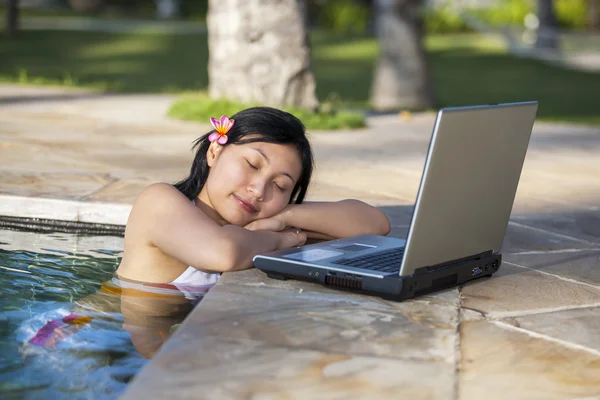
[423, 3, 472, 34]
[554, 0, 589, 30]
[315, 0, 372, 34]
[424, 0, 595, 33]
[5, 0, 594, 31]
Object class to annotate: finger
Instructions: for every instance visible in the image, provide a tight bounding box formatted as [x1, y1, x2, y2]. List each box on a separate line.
[296, 232, 307, 246]
[263, 219, 285, 232]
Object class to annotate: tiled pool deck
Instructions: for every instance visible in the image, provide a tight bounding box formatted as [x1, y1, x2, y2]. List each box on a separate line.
[1, 85, 599, 399]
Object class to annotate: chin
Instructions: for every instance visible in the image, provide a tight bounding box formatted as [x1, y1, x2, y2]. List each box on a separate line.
[218, 208, 249, 226]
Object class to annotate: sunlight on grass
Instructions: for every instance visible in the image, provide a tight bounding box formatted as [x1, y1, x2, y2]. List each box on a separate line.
[168, 94, 366, 131]
[77, 36, 169, 59]
[425, 33, 507, 52]
[1, 29, 599, 126]
[313, 38, 379, 60]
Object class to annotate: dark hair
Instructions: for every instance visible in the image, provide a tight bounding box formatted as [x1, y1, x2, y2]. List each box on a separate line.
[174, 106, 314, 204]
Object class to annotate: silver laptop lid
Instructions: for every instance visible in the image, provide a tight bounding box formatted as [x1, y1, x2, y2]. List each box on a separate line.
[400, 102, 538, 276]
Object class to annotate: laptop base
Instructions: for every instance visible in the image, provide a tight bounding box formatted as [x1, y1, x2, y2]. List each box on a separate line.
[258, 252, 502, 302]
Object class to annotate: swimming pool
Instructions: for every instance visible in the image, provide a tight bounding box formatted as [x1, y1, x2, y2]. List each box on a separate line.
[0, 228, 207, 399]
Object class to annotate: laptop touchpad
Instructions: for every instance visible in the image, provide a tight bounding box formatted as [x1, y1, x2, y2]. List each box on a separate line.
[284, 249, 343, 262]
[333, 244, 375, 252]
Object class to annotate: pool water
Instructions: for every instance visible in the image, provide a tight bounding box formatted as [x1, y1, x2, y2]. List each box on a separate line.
[0, 229, 205, 399]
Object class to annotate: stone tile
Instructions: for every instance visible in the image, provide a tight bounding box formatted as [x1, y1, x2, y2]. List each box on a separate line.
[506, 307, 600, 354]
[388, 225, 409, 239]
[180, 283, 458, 361]
[511, 210, 600, 244]
[0, 195, 131, 225]
[221, 267, 365, 296]
[221, 269, 460, 310]
[509, 194, 576, 217]
[515, 169, 600, 209]
[0, 226, 124, 256]
[123, 336, 455, 400]
[305, 181, 402, 204]
[504, 250, 600, 286]
[501, 221, 600, 254]
[0, 170, 114, 200]
[0, 140, 112, 175]
[85, 178, 152, 203]
[459, 320, 600, 400]
[461, 263, 600, 318]
[380, 205, 414, 227]
[310, 165, 421, 203]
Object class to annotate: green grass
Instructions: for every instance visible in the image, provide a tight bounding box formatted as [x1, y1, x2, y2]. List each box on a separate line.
[0, 30, 209, 92]
[0, 5, 207, 21]
[168, 94, 366, 130]
[1, 29, 599, 125]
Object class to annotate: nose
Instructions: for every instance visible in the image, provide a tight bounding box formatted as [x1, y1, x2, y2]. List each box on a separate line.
[247, 178, 268, 201]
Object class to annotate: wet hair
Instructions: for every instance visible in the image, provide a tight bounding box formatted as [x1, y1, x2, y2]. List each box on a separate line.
[174, 106, 314, 204]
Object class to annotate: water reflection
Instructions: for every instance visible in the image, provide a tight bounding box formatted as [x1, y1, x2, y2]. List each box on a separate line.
[0, 229, 212, 399]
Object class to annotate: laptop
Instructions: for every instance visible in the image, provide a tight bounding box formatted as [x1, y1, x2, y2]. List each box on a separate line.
[253, 101, 539, 301]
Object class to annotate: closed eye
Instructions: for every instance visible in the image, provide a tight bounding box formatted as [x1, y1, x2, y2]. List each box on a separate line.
[246, 160, 258, 170]
[274, 183, 286, 192]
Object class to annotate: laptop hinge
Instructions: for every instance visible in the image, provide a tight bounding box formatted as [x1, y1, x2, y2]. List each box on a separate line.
[413, 250, 494, 275]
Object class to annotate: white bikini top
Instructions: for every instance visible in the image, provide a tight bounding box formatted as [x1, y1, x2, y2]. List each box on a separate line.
[170, 266, 220, 287]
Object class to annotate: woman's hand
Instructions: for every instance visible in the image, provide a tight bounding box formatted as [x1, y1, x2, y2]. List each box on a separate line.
[244, 216, 287, 232]
[275, 229, 307, 250]
[244, 216, 305, 249]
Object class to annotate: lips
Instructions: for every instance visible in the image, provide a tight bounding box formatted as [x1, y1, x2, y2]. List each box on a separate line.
[234, 195, 258, 213]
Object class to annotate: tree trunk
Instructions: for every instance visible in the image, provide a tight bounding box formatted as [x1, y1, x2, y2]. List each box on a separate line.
[535, 0, 560, 52]
[370, 0, 434, 111]
[207, 0, 318, 110]
[589, 0, 599, 32]
[6, 0, 20, 38]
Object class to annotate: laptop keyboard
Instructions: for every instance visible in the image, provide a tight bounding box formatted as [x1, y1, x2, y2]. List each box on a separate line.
[333, 248, 404, 273]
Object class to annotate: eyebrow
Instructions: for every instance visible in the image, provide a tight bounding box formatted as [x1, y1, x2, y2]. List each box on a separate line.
[251, 148, 295, 182]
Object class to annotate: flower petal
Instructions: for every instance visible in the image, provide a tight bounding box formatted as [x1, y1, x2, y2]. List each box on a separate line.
[219, 115, 229, 127]
[208, 132, 220, 142]
[218, 135, 228, 145]
[210, 117, 220, 130]
[225, 118, 235, 131]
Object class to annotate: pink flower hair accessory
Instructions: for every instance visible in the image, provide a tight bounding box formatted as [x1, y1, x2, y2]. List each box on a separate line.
[209, 115, 235, 145]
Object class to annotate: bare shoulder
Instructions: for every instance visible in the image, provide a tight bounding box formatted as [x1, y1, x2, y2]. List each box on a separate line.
[125, 182, 206, 239]
[134, 182, 190, 210]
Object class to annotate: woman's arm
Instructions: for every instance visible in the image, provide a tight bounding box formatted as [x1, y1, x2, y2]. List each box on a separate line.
[277, 200, 391, 240]
[127, 184, 306, 273]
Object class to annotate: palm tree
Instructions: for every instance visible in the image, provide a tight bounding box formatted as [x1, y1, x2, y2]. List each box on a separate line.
[370, 0, 434, 111]
[207, 0, 318, 109]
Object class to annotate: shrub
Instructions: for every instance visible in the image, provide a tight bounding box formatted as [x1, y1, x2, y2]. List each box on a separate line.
[555, 0, 588, 29]
[317, 0, 372, 35]
[423, 3, 472, 34]
[423, 0, 591, 33]
[167, 95, 366, 131]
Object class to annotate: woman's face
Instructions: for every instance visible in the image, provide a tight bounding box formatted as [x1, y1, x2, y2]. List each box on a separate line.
[198, 139, 303, 226]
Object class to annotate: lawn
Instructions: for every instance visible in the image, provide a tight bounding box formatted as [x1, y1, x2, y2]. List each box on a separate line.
[1, 29, 599, 125]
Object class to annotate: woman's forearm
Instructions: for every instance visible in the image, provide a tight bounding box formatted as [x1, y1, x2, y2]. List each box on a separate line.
[219, 226, 306, 272]
[281, 200, 391, 239]
[219, 226, 280, 271]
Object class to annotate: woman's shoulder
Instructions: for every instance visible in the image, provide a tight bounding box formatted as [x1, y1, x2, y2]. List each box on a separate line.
[127, 182, 199, 226]
[135, 182, 190, 208]
[138, 182, 183, 199]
